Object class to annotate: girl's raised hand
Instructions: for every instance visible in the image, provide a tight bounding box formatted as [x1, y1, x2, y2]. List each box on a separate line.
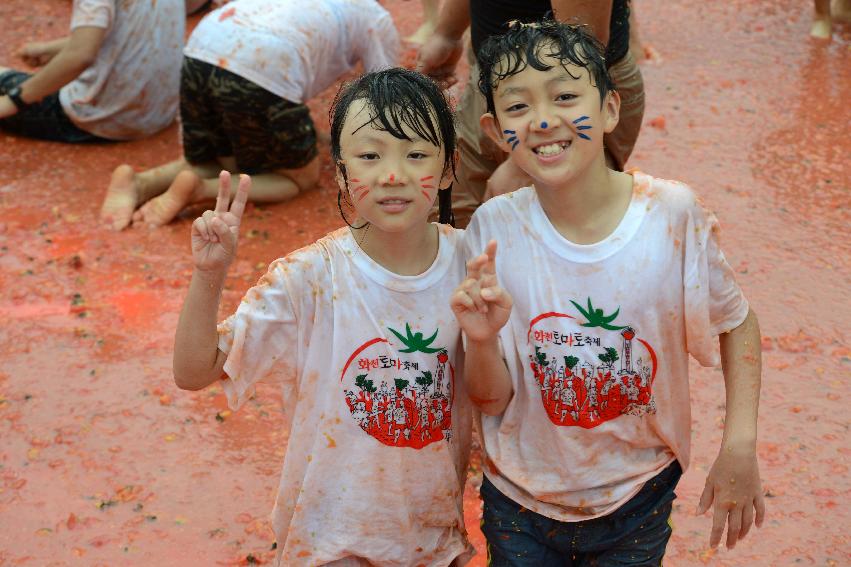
[451, 240, 513, 343]
[191, 171, 251, 274]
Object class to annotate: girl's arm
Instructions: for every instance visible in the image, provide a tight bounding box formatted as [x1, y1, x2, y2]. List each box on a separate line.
[451, 240, 514, 415]
[173, 269, 229, 390]
[697, 308, 766, 549]
[173, 172, 252, 391]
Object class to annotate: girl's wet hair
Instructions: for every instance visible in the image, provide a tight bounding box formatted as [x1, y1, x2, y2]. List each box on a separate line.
[477, 17, 616, 115]
[330, 67, 456, 226]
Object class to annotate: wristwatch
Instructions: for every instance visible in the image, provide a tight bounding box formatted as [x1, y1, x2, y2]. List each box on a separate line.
[6, 86, 30, 110]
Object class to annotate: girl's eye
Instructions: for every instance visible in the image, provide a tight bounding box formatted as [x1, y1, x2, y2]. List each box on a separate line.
[408, 151, 428, 160]
[506, 103, 527, 113]
[358, 152, 380, 160]
[556, 93, 577, 102]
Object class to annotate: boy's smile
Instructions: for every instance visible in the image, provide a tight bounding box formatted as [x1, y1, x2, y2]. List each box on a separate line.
[481, 51, 620, 192]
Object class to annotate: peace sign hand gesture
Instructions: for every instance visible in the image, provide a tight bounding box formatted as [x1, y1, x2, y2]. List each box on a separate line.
[191, 171, 251, 274]
[451, 240, 513, 343]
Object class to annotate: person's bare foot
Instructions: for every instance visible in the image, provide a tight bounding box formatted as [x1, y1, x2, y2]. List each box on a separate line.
[133, 169, 201, 228]
[100, 164, 139, 231]
[810, 15, 833, 39]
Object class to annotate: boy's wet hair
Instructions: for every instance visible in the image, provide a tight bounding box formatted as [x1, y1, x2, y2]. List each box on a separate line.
[477, 18, 616, 116]
[329, 67, 456, 226]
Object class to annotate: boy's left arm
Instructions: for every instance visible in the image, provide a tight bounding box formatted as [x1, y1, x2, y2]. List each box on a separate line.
[697, 307, 766, 549]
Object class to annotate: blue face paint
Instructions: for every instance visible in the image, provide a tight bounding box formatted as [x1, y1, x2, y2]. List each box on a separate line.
[573, 116, 592, 140]
[540, 121, 548, 129]
[504, 129, 519, 150]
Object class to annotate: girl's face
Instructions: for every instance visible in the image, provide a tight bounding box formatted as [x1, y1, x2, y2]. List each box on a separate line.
[337, 99, 450, 236]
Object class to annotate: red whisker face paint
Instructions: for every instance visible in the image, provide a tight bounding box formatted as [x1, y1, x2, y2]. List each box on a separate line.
[421, 191, 431, 201]
[357, 190, 371, 202]
[349, 178, 361, 183]
[420, 176, 434, 181]
[421, 184, 435, 189]
[352, 185, 368, 193]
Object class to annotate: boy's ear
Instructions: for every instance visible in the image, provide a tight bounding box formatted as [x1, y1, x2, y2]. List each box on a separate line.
[602, 90, 621, 134]
[480, 112, 509, 150]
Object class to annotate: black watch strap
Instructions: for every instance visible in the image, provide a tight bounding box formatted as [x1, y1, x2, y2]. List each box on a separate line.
[7, 86, 30, 110]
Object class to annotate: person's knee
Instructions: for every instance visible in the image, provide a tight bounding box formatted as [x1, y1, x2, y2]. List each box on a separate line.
[287, 156, 320, 192]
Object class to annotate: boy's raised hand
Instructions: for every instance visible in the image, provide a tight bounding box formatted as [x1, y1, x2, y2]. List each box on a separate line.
[451, 240, 513, 342]
[191, 171, 251, 274]
[697, 448, 765, 549]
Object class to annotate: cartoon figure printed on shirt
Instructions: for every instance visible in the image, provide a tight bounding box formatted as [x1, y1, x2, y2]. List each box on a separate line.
[528, 298, 657, 429]
[341, 323, 453, 449]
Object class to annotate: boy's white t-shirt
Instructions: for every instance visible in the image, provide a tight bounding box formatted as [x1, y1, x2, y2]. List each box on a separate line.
[59, 0, 184, 140]
[184, 0, 399, 103]
[464, 172, 749, 522]
[217, 226, 474, 566]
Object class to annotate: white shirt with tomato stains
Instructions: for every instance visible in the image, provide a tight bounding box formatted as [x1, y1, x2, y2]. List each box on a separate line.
[184, 0, 399, 104]
[216, 226, 474, 566]
[59, 0, 184, 140]
[464, 171, 750, 522]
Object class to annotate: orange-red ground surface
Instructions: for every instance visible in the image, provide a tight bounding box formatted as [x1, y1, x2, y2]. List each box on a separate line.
[1, 1, 849, 565]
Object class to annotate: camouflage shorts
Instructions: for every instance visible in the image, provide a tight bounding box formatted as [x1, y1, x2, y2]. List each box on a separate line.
[179, 57, 318, 173]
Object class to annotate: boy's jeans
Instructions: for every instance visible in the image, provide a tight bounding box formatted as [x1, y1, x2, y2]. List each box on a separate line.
[481, 460, 681, 566]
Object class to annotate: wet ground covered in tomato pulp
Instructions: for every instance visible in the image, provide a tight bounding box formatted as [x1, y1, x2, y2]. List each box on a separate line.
[1, 0, 849, 565]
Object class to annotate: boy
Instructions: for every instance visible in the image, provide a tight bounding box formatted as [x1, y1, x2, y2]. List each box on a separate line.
[451, 20, 765, 564]
[0, 0, 183, 142]
[99, 0, 399, 231]
[417, 0, 643, 226]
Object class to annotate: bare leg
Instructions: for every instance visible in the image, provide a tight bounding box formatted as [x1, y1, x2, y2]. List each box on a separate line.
[134, 155, 320, 227]
[629, 7, 644, 62]
[811, 0, 832, 38]
[405, 0, 440, 44]
[832, 0, 851, 22]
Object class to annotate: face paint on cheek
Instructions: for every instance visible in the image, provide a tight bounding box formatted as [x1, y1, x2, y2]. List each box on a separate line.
[504, 130, 519, 151]
[540, 121, 548, 129]
[573, 116, 593, 140]
[420, 176, 435, 201]
[357, 189, 371, 202]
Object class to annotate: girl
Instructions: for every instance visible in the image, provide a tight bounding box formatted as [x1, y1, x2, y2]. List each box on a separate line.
[173, 68, 473, 566]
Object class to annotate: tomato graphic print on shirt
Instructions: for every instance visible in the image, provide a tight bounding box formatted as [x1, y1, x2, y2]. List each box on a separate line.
[340, 323, 454, 449]
[528, 298, 657, 429]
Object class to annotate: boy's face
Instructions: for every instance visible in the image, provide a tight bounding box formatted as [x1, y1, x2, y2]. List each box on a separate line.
[336, 99, 450, 235]
[481, 50, 620, 191]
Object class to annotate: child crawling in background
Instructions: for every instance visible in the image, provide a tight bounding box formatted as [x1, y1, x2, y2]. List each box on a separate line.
[172, 68, 474, 565]
[452, 19, 766, 564]
[100, 0, 400, 231]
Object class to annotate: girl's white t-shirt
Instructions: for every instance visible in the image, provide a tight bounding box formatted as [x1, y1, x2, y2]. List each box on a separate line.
[185, 0, 399, 103]
[217, 226, 474, 566]
[60, 0, 184, 139]
[464, 172, 749, 522]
